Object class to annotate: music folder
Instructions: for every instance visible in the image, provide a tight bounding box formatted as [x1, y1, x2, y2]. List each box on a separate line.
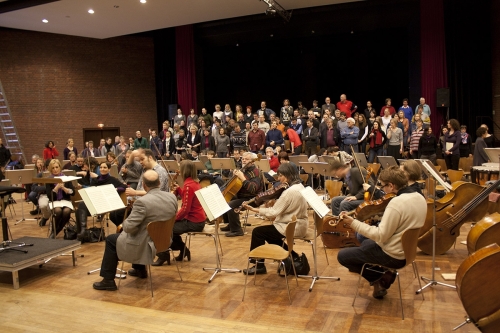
[195, 184, 231, 221]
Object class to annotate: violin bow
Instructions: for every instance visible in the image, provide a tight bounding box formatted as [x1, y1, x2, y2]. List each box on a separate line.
[151, 138, 176, 188]
[350, 145, 367, 184]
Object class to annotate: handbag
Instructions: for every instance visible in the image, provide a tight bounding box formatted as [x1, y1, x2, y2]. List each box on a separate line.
[63, 223, 78, 240]
[278, 252, 310, 277]
[83, 227, 105, 243]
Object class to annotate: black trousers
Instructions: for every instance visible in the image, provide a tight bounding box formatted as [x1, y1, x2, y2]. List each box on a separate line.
[222, 198, 246, 232]
[100, 233, 145, 280]
[445, 154, 460, 170]
[109, 208, 126, 227]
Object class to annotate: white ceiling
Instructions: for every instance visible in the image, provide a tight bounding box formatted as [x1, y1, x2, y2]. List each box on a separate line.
[0, 0, 360, 39]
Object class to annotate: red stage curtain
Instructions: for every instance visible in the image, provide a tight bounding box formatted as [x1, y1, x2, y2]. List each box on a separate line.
[420, 0, 447, 132]
[175, 25, 197, 116]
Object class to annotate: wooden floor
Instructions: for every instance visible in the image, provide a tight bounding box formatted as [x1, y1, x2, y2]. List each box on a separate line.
[0, 194, 481, 333]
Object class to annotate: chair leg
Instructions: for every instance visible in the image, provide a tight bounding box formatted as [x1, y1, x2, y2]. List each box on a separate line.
[171, 249, 183, 281]
[282, 260, 292, 305]
[118, 261, 125, 289]
[413, 261, 425, 300]
[148, 264, 153, 298]
[352, 263, 367, 307]
[242, 258, 251, 301]
[289, 254, 298, 287]
[396, 272, 404, 320]
[322, 243, 330, 266]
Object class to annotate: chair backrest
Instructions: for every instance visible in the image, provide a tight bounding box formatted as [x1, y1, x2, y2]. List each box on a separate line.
[367, 163, 381, 178]
[147, 216, 177, 253]
[325, 179, 343, 198]
[436, 159, 447, 172]
[447, 169, 464, 184]
[299, 174, 309, 185]
[110, 164, 119, 178]
[459, 156, 473, 173]
[284, 216, 297, 256]
[401, 228, 421, 264]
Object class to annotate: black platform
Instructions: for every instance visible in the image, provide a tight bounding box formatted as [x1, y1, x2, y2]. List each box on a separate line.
[0, 237, 81, 289]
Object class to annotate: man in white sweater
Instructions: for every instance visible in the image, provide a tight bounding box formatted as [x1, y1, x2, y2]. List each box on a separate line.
[336, 165, 426, 299]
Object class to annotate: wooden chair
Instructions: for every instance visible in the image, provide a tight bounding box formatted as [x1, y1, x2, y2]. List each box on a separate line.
[118, 216, 182, 297]
[436, 159, 448, 175]
[447, 169, 464, 184]
[459, 156, 473, 181]
[299, 174, 309, 185]
[324, 179, 343, 205]
[352, 228, 424, 320]
[367, 163, 381, 179]
[181, 220, 224, 268]
[242, 217, 298, 304]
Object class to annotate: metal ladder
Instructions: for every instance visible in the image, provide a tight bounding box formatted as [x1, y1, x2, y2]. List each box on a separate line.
[0, 80, 26, 164]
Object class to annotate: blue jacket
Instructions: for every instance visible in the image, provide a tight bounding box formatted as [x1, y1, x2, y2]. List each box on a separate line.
[265, 129, 284, 147]
[340, 126, 359, 146]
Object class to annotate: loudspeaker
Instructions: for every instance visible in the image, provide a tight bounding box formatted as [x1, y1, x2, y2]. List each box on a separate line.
[436, 88, 450, 108]
[167, 104, 178, 121]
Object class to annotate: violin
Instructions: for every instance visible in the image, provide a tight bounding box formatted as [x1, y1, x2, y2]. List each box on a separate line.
[234, 182, 289, 213]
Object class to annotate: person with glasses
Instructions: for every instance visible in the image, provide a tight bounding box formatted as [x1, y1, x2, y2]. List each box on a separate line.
[336, 165, 426, 299]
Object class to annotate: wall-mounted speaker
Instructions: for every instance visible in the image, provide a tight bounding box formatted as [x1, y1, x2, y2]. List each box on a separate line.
[437, 88, 450, 108]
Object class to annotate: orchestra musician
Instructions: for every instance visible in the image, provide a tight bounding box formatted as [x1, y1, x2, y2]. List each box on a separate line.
[153, 160, 206, 266]
[336, 166, 426, 299]
[93, 170, 178, 290]
[109, 149, 169, 227]
[75, 161, 127, 242]
[328, 160, 375, 216]
[241, 163, 308, 275]
[220, 152, 263, 237]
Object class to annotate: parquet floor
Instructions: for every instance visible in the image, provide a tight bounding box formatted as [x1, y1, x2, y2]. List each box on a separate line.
[0, 193, 481, 333]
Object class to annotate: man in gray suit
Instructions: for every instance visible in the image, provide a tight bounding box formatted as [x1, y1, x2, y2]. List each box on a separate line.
[93, 170, 178, 291]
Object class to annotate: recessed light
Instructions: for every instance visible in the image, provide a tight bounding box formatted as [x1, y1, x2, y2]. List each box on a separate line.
[88, 9, 94, 14]
[140, 0, 147, 3]
[42, 19, 48, 23]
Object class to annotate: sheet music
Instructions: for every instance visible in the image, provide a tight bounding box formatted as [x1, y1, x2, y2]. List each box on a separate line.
[300, 186, 330, 218]
[78, 184, 125, 216]
[445, 142, 453, 151]
[195, 184, 231, 221]
[54, 175, 81, 182]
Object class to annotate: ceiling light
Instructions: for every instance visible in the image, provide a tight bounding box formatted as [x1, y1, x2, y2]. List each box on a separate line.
[88, 9, 94, 14]
[42, 19, 48, 23]
[140, 0, 147, 3]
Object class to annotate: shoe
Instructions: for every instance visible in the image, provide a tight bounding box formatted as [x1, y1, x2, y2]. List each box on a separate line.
[372, 281, 388, 299]
[93, 279, 117, 291]
[30, 208, 39, 215]
[128, 268, 148, 278]
[220, 225, 230, 232]
[378, 271, 397, 289]
[152, 252, 171, 266]
[175, 248, 191, 262]
[243, 265, 267, 275]
[38, 217, 48, 227]
[225, 230, 244, 237]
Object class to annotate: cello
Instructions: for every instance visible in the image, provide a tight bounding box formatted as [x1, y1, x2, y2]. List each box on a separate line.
[417, 179, 500, 255]
[455, 243, 500, 333]
[219, 154, 261, 203]
[466, 212, 500, 254]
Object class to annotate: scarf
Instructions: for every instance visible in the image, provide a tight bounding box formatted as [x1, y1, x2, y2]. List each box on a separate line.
[51, 172, 65, 200]
[461, 132, 469, 144]
[370, 129, 384, 148]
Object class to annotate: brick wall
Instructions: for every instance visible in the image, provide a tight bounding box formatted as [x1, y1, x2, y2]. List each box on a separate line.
[493, 0, 500, 131]
[0, 28, 157, 161]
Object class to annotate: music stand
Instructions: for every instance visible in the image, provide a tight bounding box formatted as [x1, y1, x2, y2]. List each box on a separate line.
[161, 160, 180, 173]
[192, 160, 206, 171]
[199, 155, 209, 165]
[0, 186, 26, 241]
[299, 162, 328, 190]
[24, 164, 35, 170]
[5, 169, 38, 225]
[289, 155, 308, 170]
[377, 156, 398, 169]
[210, 158, 236, 175]
[415, 159, 456, 295]
[95, 157, 106, 164]
[354, 153, 369, 168]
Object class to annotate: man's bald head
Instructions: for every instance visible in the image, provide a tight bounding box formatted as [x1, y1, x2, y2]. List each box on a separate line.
[143, 170, 160, 191]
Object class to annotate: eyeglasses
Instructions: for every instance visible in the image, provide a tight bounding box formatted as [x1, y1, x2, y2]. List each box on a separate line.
[379, 182, 391, 189]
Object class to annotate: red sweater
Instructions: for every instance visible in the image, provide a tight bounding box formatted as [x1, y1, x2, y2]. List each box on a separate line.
[268, 156, 280, 172]
[43, 147, 59, 160]
[174, 177, 206, 223]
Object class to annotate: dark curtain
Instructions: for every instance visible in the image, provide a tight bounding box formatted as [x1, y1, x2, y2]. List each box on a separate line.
[444, 0, 493, 137]
[153, 28, 177, 128]
[420, 0, 447, 134]
[175, 25, 197, 116]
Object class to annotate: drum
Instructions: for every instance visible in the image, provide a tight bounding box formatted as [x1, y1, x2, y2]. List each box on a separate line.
[471, 166, 500, 185]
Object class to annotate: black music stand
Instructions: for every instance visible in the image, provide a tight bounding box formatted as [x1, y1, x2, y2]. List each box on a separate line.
[0, 186, 26, 242]
[300, 162, 329, 191]
[5, 169, 37, 225]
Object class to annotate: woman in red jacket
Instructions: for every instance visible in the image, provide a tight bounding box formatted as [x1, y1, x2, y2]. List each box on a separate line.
[43, 140, 59, 161]
[152, 160, 206, 266]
